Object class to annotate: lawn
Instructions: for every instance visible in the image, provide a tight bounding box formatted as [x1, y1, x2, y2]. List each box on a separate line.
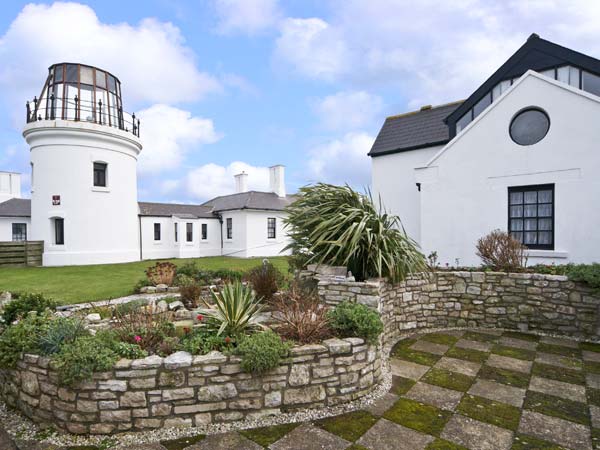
[0, 256, 289, 306]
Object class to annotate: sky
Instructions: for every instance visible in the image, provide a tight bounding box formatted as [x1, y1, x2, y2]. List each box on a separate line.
[2, 0, 600, 203]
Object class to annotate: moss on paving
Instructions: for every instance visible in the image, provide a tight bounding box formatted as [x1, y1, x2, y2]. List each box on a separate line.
[315, 411, 378, 442]
[240, 423, 299, 447]
[421, 333, 459, 346]
[160, 435, 206, 450]
[492, 345, 536, 361]
[587, 388, 600, 407]
[391, 375, 416, 395]
[585, 360, 600, 374]
[392, 345, 441, 366]
[523, 391, 590, 425]
[511, 433, 567, 449]
[457, 394, 521, 431]
[537, 343, 580, 359]
[463, 331, 498, 343]
[445, 346, 489, 363]
[531, 362, 585, 385]
[592, 428, 600, 450]
[345, 445, 370, 450]
[383, 398, 452, 437]
[580, 341, 600, 353]
[425, 438, 469, 450]
[422, 368, 474, 392]
[479, 365, 530, 388]
[502, 331, 540, 342]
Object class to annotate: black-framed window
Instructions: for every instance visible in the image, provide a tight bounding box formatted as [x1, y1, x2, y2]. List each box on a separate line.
[174, 223, 178, 242]
[267, 218, 276, 239]
[186, 223, 193, 242]
[12, 223, 27, 241]
[154, 223, 161, 241]
[93, 162, 107, 187]
[201, 223, 208, 240]
[54, 218, 64, 245]
[226, 218, 232, 240]
[508, 184, 554, 250]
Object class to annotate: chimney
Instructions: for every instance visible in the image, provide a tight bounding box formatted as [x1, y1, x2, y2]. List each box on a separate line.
[234, 172, 248, 193]
[0, 172, 21, 203]
[269, 165, 285, 198]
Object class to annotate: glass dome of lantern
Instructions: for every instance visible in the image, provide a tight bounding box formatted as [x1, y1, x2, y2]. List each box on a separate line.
[26, 63, 140, 137]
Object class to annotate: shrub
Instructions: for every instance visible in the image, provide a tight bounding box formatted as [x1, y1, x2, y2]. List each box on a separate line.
[476, 230, 528, 272]
[327, 301, 383, 344]
[157, 337, 182, 357]
[235, 330, 291, 374]
[133, 278, 152, 293]
[210, 269, 245, 283]
[0, 312, 50, 368]
[566, 263, 600, 293]
[176, 261, 199, 278]
[246, 261, 284, 301]
[272, 283, 331, 344]
[111, 303, 175, 353]
[284, 183, 428, 282]
[205, 282, 264, 337]
[145, 261, 177, 286]
[181, 328, 234, 355]
[2, 293, 57, 325]
[53, 335, 119, 386]
[178, 275, 202, 309]
[38, 317, 87, 355]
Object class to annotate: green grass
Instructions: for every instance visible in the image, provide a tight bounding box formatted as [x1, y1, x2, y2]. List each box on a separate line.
[445, 346, 489, 363]
[383, 398, 452, 437]
[531, 362, 585, 385]
[0, 256, 289, 305]
[391, 340, 441, 366]
[580, 341, 600, 353]
[492, 345, 536, 361]
[421, 333, 459, 346]
[315, 411, 378, 442]
[478, 365, 530, 388]
[512, 433, 567, 450]
[240, 423, 299, 447]
[422, 368, 474, 392]
[457, 394, 521, 431]
[523, 391, 590, 425]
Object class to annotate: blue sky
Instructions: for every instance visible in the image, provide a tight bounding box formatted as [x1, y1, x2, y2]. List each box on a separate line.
[1, 0, 600, 203]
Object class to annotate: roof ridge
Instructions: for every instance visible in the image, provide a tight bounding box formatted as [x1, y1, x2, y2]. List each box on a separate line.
[386, 100, 464, 121]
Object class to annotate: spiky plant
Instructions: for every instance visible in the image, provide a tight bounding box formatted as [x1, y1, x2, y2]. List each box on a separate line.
[205, 282, 264, 337]
[284, 183, 427, 283]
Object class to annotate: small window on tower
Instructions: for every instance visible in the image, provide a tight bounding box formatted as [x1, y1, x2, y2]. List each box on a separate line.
[93, 162, 107, 187]
[54, 218, 64, 245]
[154, 223, 161, 241]
[201, 223, 208, 240]
[12, 223, 27, 242]
[186, 223, 193, 242]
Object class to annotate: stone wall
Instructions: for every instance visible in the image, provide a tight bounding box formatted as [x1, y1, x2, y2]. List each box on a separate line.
[318, 271, 600, 340]
[0, 339, 381, 435]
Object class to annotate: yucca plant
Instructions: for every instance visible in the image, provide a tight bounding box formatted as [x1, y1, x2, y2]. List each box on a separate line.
[204, 282, 264, 337]
[284, 183, 427, 283]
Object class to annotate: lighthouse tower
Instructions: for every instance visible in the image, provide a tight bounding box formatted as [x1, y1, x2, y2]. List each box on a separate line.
[23, 63, 142, 266]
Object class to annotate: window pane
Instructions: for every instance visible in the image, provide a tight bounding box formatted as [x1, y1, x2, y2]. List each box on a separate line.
[538, 232, 552, 245]
[524, 191, 537, 204]
[524, 232, 537, 245]
[186, 223, 193, 242]
[510, 109, 550, 146]
[524, 219, 537, 231]
[456, 111, 472, 133]
[96, 70, 106, 88]
[539, 68, 555, 79]
[65, 64, 78, 83]
[473, 93, 492, 118]
[510, 205, 523, 218]
[80, 66, 93, 85]
[538, 218, 552, 230]
[557, 66, 569, 84]
[569, 67, 580, 87]
[510, 219, 523, 231]
[54, 65, 64, 82]
[538, 190, 552, 203]
[524, 205, 537, 217]
[154, 223, 160, 240]
[509, 191, 523, 204]
[583, 71, 600, 97]
[538, 204, 552, 217]
[511, 232, 523, 243]
[108, 75, 117, 93]
[55, 218, 64, 245]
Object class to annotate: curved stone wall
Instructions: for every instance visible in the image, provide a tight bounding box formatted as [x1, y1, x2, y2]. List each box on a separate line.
[0, 338, 381, 435]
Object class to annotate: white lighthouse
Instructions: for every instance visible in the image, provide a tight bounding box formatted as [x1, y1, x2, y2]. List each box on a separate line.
[23, 63, 142, 266]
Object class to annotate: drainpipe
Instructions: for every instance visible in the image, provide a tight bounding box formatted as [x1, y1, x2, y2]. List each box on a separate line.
[138, 216, 143, 261]
[218, 213, 224, 256]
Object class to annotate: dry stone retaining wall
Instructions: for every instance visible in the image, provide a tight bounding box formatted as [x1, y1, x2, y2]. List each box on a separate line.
[0, 338, 381, 435]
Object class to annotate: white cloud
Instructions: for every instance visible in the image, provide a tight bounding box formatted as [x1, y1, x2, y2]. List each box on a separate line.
[214, 0, 282, 35]
[137, 104, 221, 174]
[186, 161, 271, 201]
[312, 91, 383, 131]
[0, 1, 221, 122]
[307, 132, 374, 187]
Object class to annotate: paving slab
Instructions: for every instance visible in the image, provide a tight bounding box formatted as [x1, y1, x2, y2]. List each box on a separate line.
[365, 392, 400, 416]
[591, 405, 600, 429]
[191, 432, 261, 450]
[390, 359, 430, 380]
[539, 336, 579, 348]
[455, 339, 493, 353]
[528, 376, 587, 403]
[356, 418, 434, 450]
[410, 340, 449, 356]
[518, 410, 591, 450]
[0, 426, 17, 450]
[467, 379, 526, 408]
[487, 354, 532, 374]
[441, 414, 513, 450]
[587, 373, 600, 389]
[474, 329, 503, 336]
[405, 381, 464, 411]
[583, 350, 600, 363]
[498, 336, 537, 351]
[435, 357, 481, 377]
[269, 423, 350, 450]
[535, 352, 582, 370]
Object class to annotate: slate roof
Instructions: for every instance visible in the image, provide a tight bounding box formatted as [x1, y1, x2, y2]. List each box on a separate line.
[138, 202, 215, 219]
[0, 198, 31, 217]
[368, 101, 463, 157]
[202, 191, 296, 212]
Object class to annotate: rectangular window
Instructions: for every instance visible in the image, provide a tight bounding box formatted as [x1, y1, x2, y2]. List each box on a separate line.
[508, 184, 554, 250]
[582, 71, 600, 97]
[12, 223, 27, 241]
[201, 223, 208, 240]
[174, 223, 178, 242]
[226, 218, 233, 240]
[54, 218, 64, 245]
[93, 162, 107, 187]
[267, 218, 276, 239]
[186, 223, 193, 242]
[154, 223, 161, 241]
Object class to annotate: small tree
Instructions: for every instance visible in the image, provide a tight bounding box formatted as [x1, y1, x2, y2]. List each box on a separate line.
[476, 230, 528, 272]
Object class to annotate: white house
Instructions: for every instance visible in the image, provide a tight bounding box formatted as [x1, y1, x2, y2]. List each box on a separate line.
[0, 62, 293, 266]
[371, 34, 600, 267]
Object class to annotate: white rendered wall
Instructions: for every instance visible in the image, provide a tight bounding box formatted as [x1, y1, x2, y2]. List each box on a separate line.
[0, 217, 31, 242]
[371, 146, 442, 244]
[23, 120, 142, 266]
[221, 210, 248, 257]
[417, 72, 600, 266]
[0, 172, 21, 203]
[244, 210, 291, 257]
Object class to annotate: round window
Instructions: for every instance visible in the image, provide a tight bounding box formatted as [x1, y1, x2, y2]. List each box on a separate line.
[509, 108, 550, 146]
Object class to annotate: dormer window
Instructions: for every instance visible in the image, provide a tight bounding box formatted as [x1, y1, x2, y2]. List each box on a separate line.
[93, 162, 107, 187]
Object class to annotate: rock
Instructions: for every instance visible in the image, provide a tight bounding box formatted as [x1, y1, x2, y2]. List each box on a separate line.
[197, 383, 238, 401]
[146, 286, 157, 293]
[156, 284, 169, 292]
[164, 351, 192, 369]
[289, 364, 310, 386]
[131, 354, 163, 370]
[86, 313, 102, 322]
[139, 286, 149, 294]
[168, 300, 185, 311]
[156, 300, 168, 312]
[120, 391, 147, 407]
[283, 385, 326, 405]
[323, 338, 352, 355]
[21, 372, 39, 396]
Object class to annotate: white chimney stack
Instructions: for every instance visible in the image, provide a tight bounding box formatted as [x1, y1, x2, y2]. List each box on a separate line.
[0, 172, 21, 203]
[269, 165, 285, 198]
[234, 171, 248, 193]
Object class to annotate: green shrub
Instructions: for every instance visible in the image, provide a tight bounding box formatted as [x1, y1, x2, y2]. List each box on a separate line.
[133, 278, 152, 293]
[246, 261, 284, 301]
[205, 282, 263, 337]
[0, 312, 50, 368]
[156, 337, 182, 357]
[53, 335, 119, 386]
[176, 261, 199, 278]
[235, 330, 291, 374]
[177, 275, 202, 309]
[181, 328, 234, 355]
[566, 263, 600, 292]
[111, 341, 148, 359]
[2, 293, 57, 325]
[38, 317, 87, 355]
[327, 301, 383, 343]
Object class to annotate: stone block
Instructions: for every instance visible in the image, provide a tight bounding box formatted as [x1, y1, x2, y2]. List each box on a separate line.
[164, 351, 192, 369]
[162, 388, 194, 401]
[197, 383, 238, 401]
[131, 355, 163, 369]
[100, 409, 131, 422]
[323, 338, 351, 355]
[284, 385, 326, 405]
[120, 391, 147, 408]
